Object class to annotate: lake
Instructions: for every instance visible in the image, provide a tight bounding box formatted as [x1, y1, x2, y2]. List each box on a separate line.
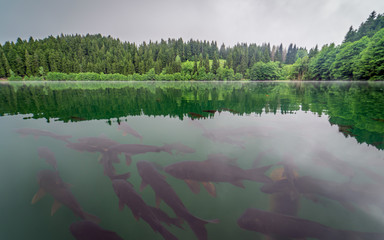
[1, 81, 383, 240]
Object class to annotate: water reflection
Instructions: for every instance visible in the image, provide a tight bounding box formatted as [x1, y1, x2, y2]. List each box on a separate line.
[1, 81, 383, 149]
[0, 81, 383, 239]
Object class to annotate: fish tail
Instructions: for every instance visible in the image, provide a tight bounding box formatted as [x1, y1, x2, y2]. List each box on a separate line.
[246, 164, 274, 183]
[186, 216, 219, 240]
[158, 226, 179, 240]
[162, 144, 174, 155]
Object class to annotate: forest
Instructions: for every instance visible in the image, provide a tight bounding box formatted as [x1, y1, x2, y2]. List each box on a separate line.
[0, 11, 383, 81]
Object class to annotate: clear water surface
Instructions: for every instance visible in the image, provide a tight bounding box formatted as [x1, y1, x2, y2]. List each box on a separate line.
[0, 81, 383, 240]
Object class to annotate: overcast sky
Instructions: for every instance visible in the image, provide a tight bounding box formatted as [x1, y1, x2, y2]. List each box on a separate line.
[1, 0, 383, 49]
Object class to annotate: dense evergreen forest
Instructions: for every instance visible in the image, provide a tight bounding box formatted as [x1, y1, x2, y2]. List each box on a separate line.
[0, 11, 383, 81]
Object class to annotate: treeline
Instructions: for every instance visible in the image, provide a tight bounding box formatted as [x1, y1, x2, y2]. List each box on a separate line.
[287, 11, 384, 80]
[0, 11, 383, 80]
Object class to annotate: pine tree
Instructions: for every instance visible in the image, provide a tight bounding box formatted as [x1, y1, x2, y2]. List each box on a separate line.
[204, 54, 210, 73]
[25, 49, 33, 76]
[211, 52, 220, 74]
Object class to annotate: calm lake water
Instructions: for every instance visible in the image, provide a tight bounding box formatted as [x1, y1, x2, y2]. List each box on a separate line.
[0, 81, 383, 240]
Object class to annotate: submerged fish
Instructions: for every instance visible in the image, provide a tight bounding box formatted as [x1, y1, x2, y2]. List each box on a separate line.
[137, 161, 219, 240]
[38, 147, 57, 169]
[164, 155, 272, 196]
[117, 122, 143, 142]
[162, 143, 195, 154]
[15, 128, 72, 143]
[112, 179, 178, 240]
[312, 150, 356, 180]
[77, 136, 119, 152]
[66, 142, 102, 153]
[261, 176, 384, 212]
[31, 169, 100, 223]
[99, 151, 130, 180]
[70, 116, 87, 122]
[188, 112, 206, 120]
[237, 208, 384, 240]
[70, 220, 123, 240]
[109, 143, 173, 165]
[202, 110, 217, 114]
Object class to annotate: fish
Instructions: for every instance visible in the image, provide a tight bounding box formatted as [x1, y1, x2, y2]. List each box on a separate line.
[66, 142, 102, 153]
[267, 166, 300, 217]
[312, 150, 356, 180]
[162, 143, 196, 154]
[70, 116, 87, 122]
[261, 176, 384, 213]
[77, 136, 119, 152]
[38, 147, 57, 169]
[188, 112, 206, 120]
[112, 179, 179, 240]
[31, 169, 100, 223]
[99, 151, 130, 180]
[109, 143, 173, 166]
[70, 220, 123, 240]
[148, 206, 184, 229]
[276, 156, 300, 201]
[117, 122, 143, 142]
[137, 161, 219, 240]
[15, 128, 72, 143]
[202, 110, 217, 113]
[164, 155, 272, 196]
[237, 208, 384, 240]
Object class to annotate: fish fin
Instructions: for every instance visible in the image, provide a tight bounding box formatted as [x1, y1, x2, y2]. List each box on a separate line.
[202, 182, 216, 197]
[140, 180, 148, 191]
[51, 200, 62, 216]
[31, 188, 46, 204]
[230, 181, 245, 188]
[184, 179, 201, 194]
[133, 213, 140, 221]
[125, 154, 132, 166]
[97, 154, 102, 163]
[119, 200, 125, 211]
[246, 165, 274, 183]
[156, 195, 162, 208]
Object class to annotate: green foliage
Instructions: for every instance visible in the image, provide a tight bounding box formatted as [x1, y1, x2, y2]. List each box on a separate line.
[344, 11, 384, 43]
[288, 56, 310, 80]
[353, 28, 384, 80]
[2, 11, 384, 81]
[309, 44, 339, 80]
[249, 61, 281, 80]
[330, 37, 369, 80]
[8, 69, 23, 81]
